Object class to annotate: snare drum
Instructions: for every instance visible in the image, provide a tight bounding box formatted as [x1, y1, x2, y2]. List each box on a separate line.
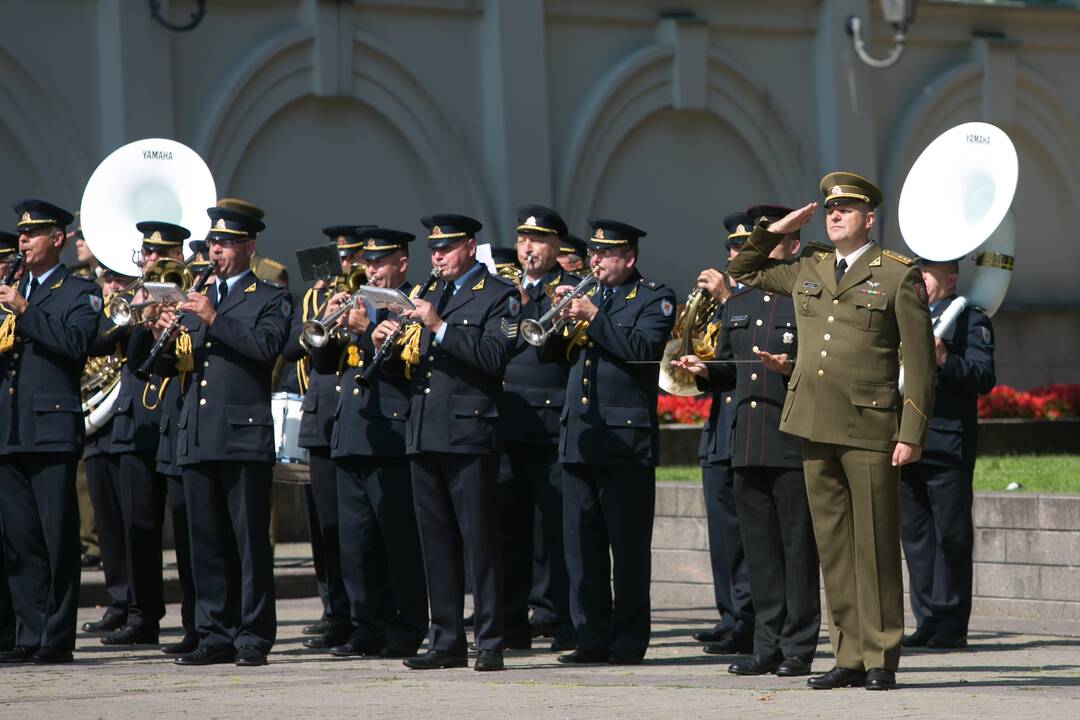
[271, 392, 309, 466]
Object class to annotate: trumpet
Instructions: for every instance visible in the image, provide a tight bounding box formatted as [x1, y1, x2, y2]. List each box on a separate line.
[301, 292, 362, 348]
[108, 258, 194, 326]
[520, 274, 598, 347]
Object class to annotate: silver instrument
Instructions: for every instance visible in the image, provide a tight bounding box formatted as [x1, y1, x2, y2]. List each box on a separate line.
[520, 274, 598, 347]
[301, 291, 362, 348]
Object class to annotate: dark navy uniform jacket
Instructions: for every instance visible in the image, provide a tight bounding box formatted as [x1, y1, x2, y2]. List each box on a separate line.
[697, 304, 735, 467]
[559, 270, 676, 467]
[501, 268, 578, 446]
[85, 322, 164, 457]
[708, 287, 802, 469]
[282, 286, 340, 449]
[159, 272, 290, 464]
[154, 371, 187, 477]
[920, 297, 996, 468]
[330, 281, 413, 459]
[0, 266, 100, 455]
[405, 266, 518, 457]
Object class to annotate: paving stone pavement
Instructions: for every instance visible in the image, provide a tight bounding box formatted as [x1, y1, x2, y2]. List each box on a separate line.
[2, 597, 1079, 719]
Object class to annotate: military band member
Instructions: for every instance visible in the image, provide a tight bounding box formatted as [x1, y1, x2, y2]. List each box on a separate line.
[691, 214, 754, 653]
[0, 200, 102, 664]
[557, 234, 588, 275]
[280, 225, 363, 650]
[324, 226, 428, 658]
[901, 259, 995, 651]
[555, 219, 676, 665]
[677, 204, 821, 676]
[154, 207, 290, 667]
[728, 173, 936, 691]
[497, 205, 578, 652]
[385, 213, 518, 672]
[82, 223, 189, 646]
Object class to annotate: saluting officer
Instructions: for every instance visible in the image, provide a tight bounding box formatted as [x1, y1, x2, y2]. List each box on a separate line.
[325, 226, 428, 658]
[280, 225, 363, 650]
[901, 258, 996, 651]
[728, 173, 936, 691]
[555, 219, 676, 665]
[385, 213, 518, 672]
[677, 204, 821, 677]
[83, 222, 190, 647]
[0, 200, 102, 664]
[0, 232, 19, 653]
[154, 206, 291, 667]
[497, 205, 578, 652]
[691, 214, 753, 653]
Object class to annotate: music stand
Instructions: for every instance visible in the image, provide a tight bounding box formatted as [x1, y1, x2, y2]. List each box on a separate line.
[295, 244, 341, 283]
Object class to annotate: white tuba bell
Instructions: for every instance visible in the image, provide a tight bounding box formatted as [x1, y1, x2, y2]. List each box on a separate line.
[79, 138, 217, 433]
[897, 122, 1018, 390]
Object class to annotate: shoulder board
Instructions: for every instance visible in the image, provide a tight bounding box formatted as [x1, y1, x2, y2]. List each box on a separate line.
[882, 249, 914, 266]
[70, 273, 96, 283]
[487, 273, 515, 289]
[260, 258, 286, 271]
[643, 279, 658, 289]
[802, 243, 833, 261]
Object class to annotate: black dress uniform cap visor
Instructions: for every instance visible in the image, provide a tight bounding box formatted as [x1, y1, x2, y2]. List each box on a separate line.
[323, 224, 372, 252]
[516, 204, 568, 238]
[13, 199, 74, 231]
[422, 213, 482, 249]
[358, 226, 416, 261]
[586, 218, 647, 250]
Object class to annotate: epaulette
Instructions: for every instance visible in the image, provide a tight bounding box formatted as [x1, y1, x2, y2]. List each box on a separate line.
[69, 272, 97, 282]
[882, 249, 914, 266]
[488, 273, 515, 288]
[259, 278, 284, 289]
[643, 279, 658, 289]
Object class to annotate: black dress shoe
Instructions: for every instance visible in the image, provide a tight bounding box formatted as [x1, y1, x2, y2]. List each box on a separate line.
[474, 649, 504, 671]
[807, 666, 867, 690]
[702, 632, 753, 655]
[80, 552, 101, 569]
[82, 613, 127, 634]
[161, 634, 199, 655]
[0, 646, 39, 663]
[728, 652, 782, 675]
[692, 624, 729, 643]
[235, 646, 268, 667]
[302, 621, 329, 636]
[557, 648, 609, 664]
[32, 647, 74, 664]
[902, 625, 935, 647]
[607, 650, 643, 665]
[865, 668, 897, 690]
[550, 634, 578, 652]
[379, 643, 419, 659]
[775, 654, 813, 677]
[530, 621, 555, 639]
[927, 632, 967, 650]
[303, 631, 352, 650]
[101, 625, 159, 646]
[175, 644, 237, 666]
[403, 650, 467, 670]
[329, 638, 384, 657]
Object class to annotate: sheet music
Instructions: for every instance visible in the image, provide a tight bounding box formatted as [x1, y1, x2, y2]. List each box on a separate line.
[355, 286, 416, 314]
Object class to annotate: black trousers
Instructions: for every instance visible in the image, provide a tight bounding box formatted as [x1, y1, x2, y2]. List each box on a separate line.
[0, 453, 81, 649]
[85, 455, 128, 621]
[529, 501, 555, 625]
[562, 463, 655, 658]
[304, 448, 350, 631]
[410, 452, 502, 654]
[167, 474, 197, 639]
[183, 461, 276, 652]
[498, 443, 572, 641]
[336, 454, 428, 649]
[702, 461, 754, 634]
[87, 452, 166, 630]
[900, 462, 975, 636]
[0, 513, 15, 643]
[734, 466, 820, 658]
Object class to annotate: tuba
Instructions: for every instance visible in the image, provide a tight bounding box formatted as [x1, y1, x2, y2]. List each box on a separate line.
[659, 287, 719, 396]
[80, 138, 217, 434]
[897, 122, 1018, 390]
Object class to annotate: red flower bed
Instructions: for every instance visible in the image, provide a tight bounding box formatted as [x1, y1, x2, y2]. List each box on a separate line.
[658, 394, 711, 424]
[977, 384, 1080, 420]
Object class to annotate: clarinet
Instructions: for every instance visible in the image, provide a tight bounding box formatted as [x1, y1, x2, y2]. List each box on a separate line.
[2, 253, 23, 286]
[134, 261, 216, 380]
[357, 268, 441, 387]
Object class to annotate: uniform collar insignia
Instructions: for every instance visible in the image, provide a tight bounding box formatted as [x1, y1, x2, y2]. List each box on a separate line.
[50, 277, 64, 289]
[625, 285, 638, 301]
[869, 255, 882, 267]
[471, 276, 485, 291]
[244, 282, 257, 293]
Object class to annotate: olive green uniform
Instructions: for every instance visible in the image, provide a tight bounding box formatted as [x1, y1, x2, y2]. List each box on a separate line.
[728, 223, 935, 673]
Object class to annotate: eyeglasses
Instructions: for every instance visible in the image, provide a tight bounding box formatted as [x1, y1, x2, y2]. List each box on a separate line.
[208, 237, 252, 248]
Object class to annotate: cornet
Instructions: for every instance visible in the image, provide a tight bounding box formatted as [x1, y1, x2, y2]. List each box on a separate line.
[520, 274, 598, 347]
[302, 292, 361, 348]
[107, 258, 194, 326]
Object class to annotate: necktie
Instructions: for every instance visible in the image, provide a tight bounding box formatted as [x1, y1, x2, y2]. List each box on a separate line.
[27, 277, 39, 299]
[599, 287, 613, 310]
[216, 281, 228, 308]
[436, 281, 455, 314]
[835, 258, 848, 285]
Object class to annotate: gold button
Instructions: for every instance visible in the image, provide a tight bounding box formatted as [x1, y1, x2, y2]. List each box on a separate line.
[752, 345, 759, 353]
[585, 360, 591, 367]
[817, 369, 824, 377]
[248, 418, 254, 423]
[545, 399, 551, 405]
[463, 319, 469, 325]
[203, 361, 210, 367]
[750, 401, 758, 409]
[427, 356, 434, 362]
[820, 350, 828, 358]
[150, 384, 157, 391]
[755, 319, 763, 327]
[335, 385, 341, 392]
[763, 295, 771, 303]
[724, 396, 732, 404]
[832, 299, 839, 305]
[751, 373, 758, 381]
[426, 371, 432, 378]
[824, 333, 831, 341]
[54, 403, 60, 410]
[583, 378, 589, 385]
[200, 398, 207, 406]
[11, 353, 17, 358]
[626, 419, 632, 425]
[424, 388, 431, 394]
[581, 396, 588, 405]
[871, 400, 878, 406]
[200, 380, 207, 387]
[588, 342, 595, 348]
[352, 388, 359, 396]
[205, 341, 212, 348]
[827, 316, 835, 323]
[392, 412, 398, 417]
[474, 410, 479, 415]
[7, 388, 12, 396]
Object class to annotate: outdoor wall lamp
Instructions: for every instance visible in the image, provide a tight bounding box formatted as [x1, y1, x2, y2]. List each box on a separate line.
[847, 0, 919, 69]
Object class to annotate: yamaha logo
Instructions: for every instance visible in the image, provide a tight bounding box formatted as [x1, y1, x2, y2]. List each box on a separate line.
[142, 149, 175, 160]
[966, 134, 990, 145]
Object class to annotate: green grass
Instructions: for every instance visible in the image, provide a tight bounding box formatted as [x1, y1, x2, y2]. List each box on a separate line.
[657, 455, 1080, 494]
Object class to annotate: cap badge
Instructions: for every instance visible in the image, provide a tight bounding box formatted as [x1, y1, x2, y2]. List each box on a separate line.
[150, 231, 163, 242]
[21, 212, 31, 223]
[525, 216, 537, 227]
[736, 224, 745, 234]
[830, 185, 843, 195]
[215, 219, 227, 229]
[594, 228, 604, 239]
[432, 225, 442, 236]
